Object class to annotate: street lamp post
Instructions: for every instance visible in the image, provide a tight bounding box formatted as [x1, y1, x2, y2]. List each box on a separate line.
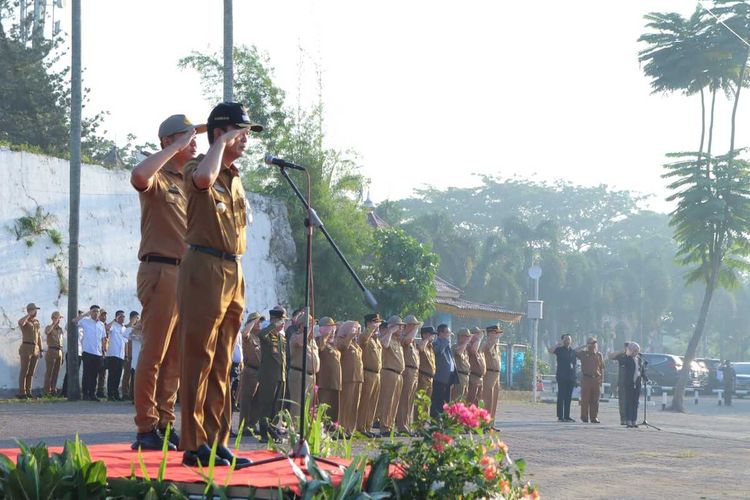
[528, 265, 543, 402]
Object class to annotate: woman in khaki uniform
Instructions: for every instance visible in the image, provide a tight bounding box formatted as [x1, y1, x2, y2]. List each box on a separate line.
[288, 314, 319, 427]
[237, 312, 262, 432]
[451, 328, 472, 401]
[316, 317, 341, 422]
[44, 311, 65, 395]
[396, 315, 421, 434]
[375, 316, 405, 435]
[17, 303, 42, 399]
[467, 327, 486, 406]
[416, 326, 436, 402]
[337, 321, 363, 434]
[356, 313, 382, 436]
[482, 325, 503, 426]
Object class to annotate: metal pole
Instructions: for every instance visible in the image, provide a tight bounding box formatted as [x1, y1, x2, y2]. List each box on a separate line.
[223, 0, 233, 102]
[532, 277, 539, 403]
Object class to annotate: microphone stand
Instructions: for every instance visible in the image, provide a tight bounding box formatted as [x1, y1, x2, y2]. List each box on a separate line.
[639, 378, 660, 430]
[244, 165, 377, 470]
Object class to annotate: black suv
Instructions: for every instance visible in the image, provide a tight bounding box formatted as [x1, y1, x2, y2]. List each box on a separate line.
[640, 353, 701, 390]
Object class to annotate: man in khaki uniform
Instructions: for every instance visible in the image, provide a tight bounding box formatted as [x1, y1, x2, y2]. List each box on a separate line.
[316, 317, 341, 422]
[467, 327, 486, 406]
[131, 114, 203, 451]
[17, 303, 42, 399]
[288, 314, 319, 427]
[375, 315, 405, 436]
[451, 328, 472, 401]
[251, 307, 288, 440]
[44, 311, 64, 395]
[237, 312, 262, 433]
[576, 337, 604, 423]
[337, 320, 363, 434]
[396, 314, 421, 434]
[482, 325, 503, 427]
[416, 326, 436, 405]
[356, 313, 382, 436]
[178, 102, 262, 468]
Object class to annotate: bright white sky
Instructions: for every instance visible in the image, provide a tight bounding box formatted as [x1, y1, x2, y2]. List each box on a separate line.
[50, 0, 747, 212]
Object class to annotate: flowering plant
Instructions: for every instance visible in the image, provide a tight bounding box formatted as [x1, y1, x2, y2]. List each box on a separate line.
[377, 392, 539, 499]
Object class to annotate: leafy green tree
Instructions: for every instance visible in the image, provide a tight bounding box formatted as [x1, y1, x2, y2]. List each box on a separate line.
[366, 228, 438, 320]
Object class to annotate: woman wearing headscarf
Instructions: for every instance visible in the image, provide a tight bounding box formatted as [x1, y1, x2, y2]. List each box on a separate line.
[623, 342, 647, 428]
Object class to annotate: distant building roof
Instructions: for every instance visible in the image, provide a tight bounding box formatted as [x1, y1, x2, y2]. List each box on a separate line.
[367, 210, 389, 229]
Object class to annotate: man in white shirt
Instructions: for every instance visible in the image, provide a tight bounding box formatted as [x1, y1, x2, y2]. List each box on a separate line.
[75, 305, 106, 401]
[106, 310, 130, 401]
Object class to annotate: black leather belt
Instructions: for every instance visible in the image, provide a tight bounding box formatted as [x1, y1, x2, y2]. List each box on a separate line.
[246, 365, 259, 370]
[487, 368, 500, 373]
[49, 346, 62, 350]
[471, 372, 485, 377]
[457, 370, 469, 376]
[189, 244, 240, 261]
[364, 368, 380, 374]
[22, 342, 36, 346]
[405, 365, 418, 370]
[290, 366, 314, 375]
[141, 254, 181, 265]
[384, 367, 402, 375]
[419, 370, 435, 378]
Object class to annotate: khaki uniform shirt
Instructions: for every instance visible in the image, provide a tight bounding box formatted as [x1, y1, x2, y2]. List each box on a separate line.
[46, 325, 63, 349]
[577, 350, 604, 379]
[484, 342, 501, 373]
[382, 338, 405, 374]
[340, 340, 364, 383]
[469, 349, 486, 381]
[360, 336, 382, 374]
[403, 342, 419, 371]
[290, 333, 318, 375]
[453, 346, 470, 385]
[317, 341, 341, 390]
[135, 165, 187, 260]
[242, 333, 261, 369]
[419, 344, 436, 377]
[20, 319, 41, 353]
[184, 155, 248, 255]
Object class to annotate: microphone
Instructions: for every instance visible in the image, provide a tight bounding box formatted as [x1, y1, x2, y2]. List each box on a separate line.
[264, 154, 306, 171]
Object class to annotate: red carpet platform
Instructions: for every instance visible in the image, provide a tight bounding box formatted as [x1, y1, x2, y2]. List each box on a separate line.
[0, 443, 364, 497]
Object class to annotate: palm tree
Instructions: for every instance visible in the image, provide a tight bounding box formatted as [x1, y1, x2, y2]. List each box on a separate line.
[662, 151, 750, 411]
[223, 0, 233, 102]
[66, 0, 82, 401]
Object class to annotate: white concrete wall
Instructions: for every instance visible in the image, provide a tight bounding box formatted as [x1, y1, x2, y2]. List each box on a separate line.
[0, 149, 295, 393]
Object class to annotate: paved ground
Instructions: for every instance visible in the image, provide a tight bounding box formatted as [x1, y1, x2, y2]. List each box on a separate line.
[0, 395, 748, 499]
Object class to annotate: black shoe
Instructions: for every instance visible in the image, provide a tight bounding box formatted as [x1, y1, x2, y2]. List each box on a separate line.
[372, 420, 381, 429]
[216, 444, 252, 469]
[591, 418, 601, 423]
[182, 445, 230, 467]
[15, 394, 28, 399]
[620, 420, 626, 426]
[564, 417, 575, 422]
[132, 430, 177, 451]
[229, 430, 238, 438]
[558, 418, 564, 422]
[580, 419, 588, 423]
[362, 431, 377, 438]
[158, 428, 180, 449]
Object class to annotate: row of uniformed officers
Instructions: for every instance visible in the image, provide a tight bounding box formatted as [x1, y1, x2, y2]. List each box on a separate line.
[236, 308, 504, 438]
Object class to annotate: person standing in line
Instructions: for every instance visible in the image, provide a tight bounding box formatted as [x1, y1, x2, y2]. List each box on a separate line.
[237, 312, 262, 434]
[106, 310, 129, 401]
[316, 317, 341, 423]
[251, 307, 288, 441]
[622, 342, 647, 428]
[17, 303, 43, 399]
[287, 313, 318, 427]
[467, 327, 486, 406]
[122, 311, 140, 401]
[337, 320, 364, 435]
[416, 326, 437, 415]
[375, 315, 405, 436]
[44, 310, 65, 396]
[576, 337, 604, 423]
[96, 310, 111, 399]
[607, 342, 630, 425]
[430, 324, 456, 417]
[451, 328, 471, 401]
[481, 325, 503, 428]
[396, 315, 421, 435]
[548, 334, 577, 422]
[131, 114, 202, 450]
[356, 313, 383, 436]
[75, 306, 106, 401]
[230, 330, 243, 412]
[722, 360, 736, 406]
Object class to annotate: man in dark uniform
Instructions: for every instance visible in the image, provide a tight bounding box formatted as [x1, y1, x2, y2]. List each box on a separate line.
[430, 324, 456, 418]
[251, 307, 288, 441]
[177, 102, 262, 468]
[608, 342, 630, 425]
[548, 334, 577, 422]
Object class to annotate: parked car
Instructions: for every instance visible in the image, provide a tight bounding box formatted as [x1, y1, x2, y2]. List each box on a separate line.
[696, 358, 721, 394]
[678, 356, 710, 391]
[640, 353, 702, 390]
[732, 362, 750, 397]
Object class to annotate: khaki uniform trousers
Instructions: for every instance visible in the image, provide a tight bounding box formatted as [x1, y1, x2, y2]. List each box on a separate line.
[44, 348, 63, 393]
[288, 369, 315, 427]
[451, 375, 469, 402]
[580, 376, 601, 421]
[121, 357, 132, 399]
[134, 262, 181, 433]
[356, 371, 380, 432]
[339, 382, 362, 433]
[467, 375, 483, 406]
[482, 371, 500, 420]
[396, 367, 419, 431]
[317, 388, 340, 423]
[178, 252, 244, 451]
[18, 344, 39, 396]
[376, 370, 402, 431]
[415, 373, 433, 421]
[238, 366, 259, 430]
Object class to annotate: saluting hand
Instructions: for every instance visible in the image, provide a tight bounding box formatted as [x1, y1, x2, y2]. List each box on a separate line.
[221, 127, 249, 148]
[173, 127, 197, 151]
